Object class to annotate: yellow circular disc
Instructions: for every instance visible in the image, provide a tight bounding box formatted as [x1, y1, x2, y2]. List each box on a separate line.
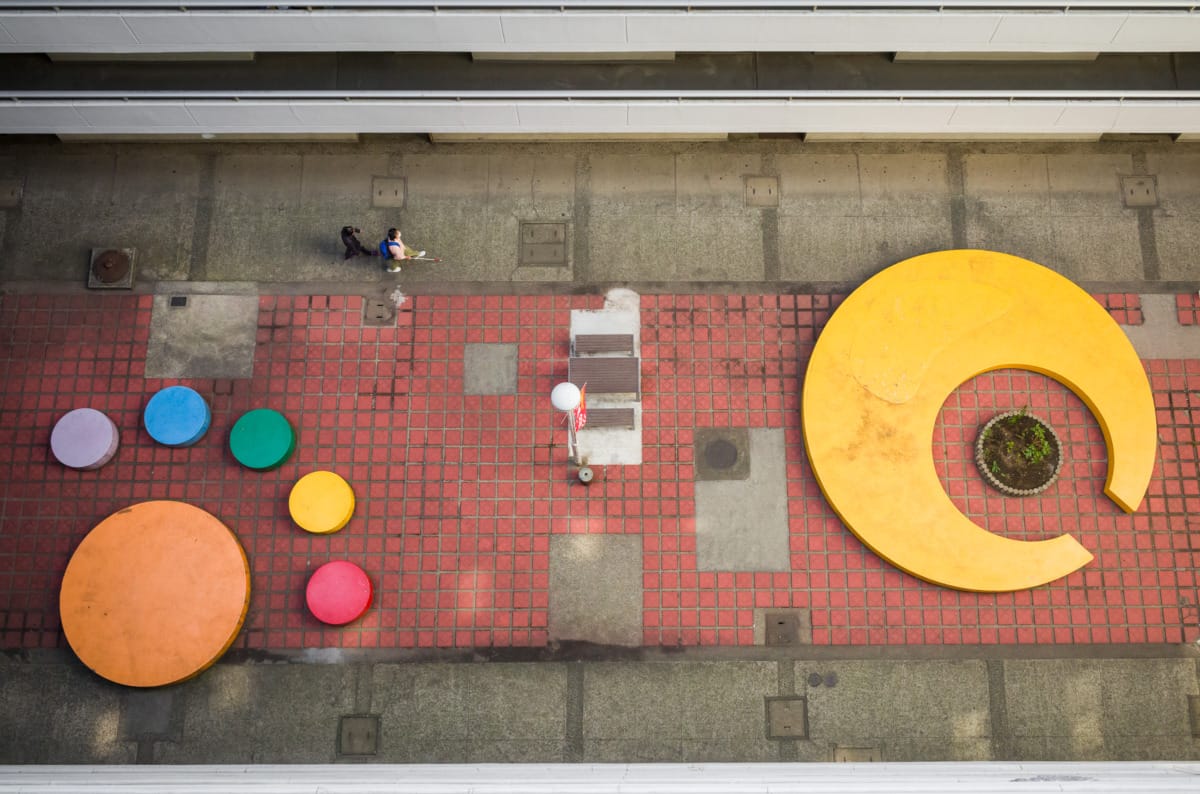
[801, 249, 1156, 592]
[288, 471, 355, 534]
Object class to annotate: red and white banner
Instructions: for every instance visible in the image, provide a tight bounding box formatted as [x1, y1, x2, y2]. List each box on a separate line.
[573, 384, 587, 431]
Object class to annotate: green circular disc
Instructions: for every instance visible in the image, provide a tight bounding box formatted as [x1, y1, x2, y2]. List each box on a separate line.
[229, 409, 296, 471]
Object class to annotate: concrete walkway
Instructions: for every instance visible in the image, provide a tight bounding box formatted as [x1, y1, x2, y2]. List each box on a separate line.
[0, 137, 1199, 765]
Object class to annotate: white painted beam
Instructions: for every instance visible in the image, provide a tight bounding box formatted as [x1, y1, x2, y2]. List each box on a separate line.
[3, 93, 1200, 137]
[2, 762, 1200, 793]
[1, 9, 1200, 54]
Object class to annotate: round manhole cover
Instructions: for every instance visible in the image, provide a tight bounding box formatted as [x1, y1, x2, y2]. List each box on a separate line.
[92, 249, 131, 284]
[704, 438, 739, 470]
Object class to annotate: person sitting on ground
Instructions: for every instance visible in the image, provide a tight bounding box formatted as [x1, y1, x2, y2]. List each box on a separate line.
[341, 226, 376, 260]
[378, 228, 425, 273]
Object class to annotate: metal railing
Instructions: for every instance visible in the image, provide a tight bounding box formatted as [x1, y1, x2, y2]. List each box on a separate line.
[5, 89, 1200, 100]
[0, 0, 1197, 10]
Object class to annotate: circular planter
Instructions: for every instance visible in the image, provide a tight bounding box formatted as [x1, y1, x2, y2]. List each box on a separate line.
[975, 410, 1064, 497]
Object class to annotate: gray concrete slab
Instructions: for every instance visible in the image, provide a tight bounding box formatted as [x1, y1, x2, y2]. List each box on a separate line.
[1046, 154, 1131, 217]
[463, 342, 519, 395]
[963, 153, 1051, 217]
[777, 154, 862, 216]
[2, 139, 1195, 289]
[775, 153, 952, 282]
[486, 154, 575, 217]
[777, 214, 871, 283]
[4, 151, 197, 283]
[1152, 216, 1200, 282]
[696, 428, 790, 571]
[0, 659, 133, 764]
[582, 661, 779, 762]
[860, 214, 954, 271]
[1049, 215, 1144, 283]
[371, 663, 568, 763]
[549, 535, 643, 646]
[674, 153, 762, 212]
[1001, 658, 1200, 761]
[857, 154, 951, 217]
[1147, 152, 1200, 280]
[800, 660, 992, 762]
[299, 154, 389, 204]
[588, 211, 764, 282]
[144, 292, 259, 379]
[156, 664, 357, 763]
[589, 153, 675, 214]
[205, 154, 303, 280]
[964, 152, 1146, 281]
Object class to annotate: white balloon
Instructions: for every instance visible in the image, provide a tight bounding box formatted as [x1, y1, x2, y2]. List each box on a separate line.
[550, 382, 581, 412]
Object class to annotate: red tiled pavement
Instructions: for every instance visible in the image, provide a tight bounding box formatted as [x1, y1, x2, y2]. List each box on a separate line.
[0, 292, 1197, 651]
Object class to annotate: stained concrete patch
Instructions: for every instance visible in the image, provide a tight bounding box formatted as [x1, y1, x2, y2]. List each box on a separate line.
[145, 292, 258, 379]
[549, 535, 642, 646]
[0, 660, 133, 764]
[156, 664, 357, 763]
[583, 661, 778, 762]
[1123, 294, 1200, 359]
[799, 659, 991, 762]
[1001, 658, 1200, 761]
[463, 343, 519, 395]
[695, 428, 789, 571]
[962, 152, 1143, 282]
[371, 663, 568, 763]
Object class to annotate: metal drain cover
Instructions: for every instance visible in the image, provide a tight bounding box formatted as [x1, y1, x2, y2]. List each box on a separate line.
[363, 298, 394, 326]
[694, 427, 750, 481]
[87, 248, 135, 289]
[705, 439, 739, 470]
[337, 715, 380, 757]
[766, 696, 808, 739]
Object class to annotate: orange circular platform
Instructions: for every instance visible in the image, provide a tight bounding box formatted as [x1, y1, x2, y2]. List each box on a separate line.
[59, 501, 251, 687]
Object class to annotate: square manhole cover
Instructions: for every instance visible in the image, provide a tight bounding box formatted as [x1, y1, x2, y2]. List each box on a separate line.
[766, 696, 808, 740]
[765, 611, 801, 646]
[694, 427, 750, 481]
[835, 746, 882, 762]
[372, 177, 407, 208]
[338, 715, 380, 757]
[519, 222, 568, 265]
[1121, 175, 1158, 208]
[363, 298, 394, 326]
[745, 176, 780, 207]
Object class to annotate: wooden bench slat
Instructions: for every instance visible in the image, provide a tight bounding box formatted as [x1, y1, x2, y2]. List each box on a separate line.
[574, 333, 635, 356]
[569, 357, 640, 397]
[584, 407, 636, 429]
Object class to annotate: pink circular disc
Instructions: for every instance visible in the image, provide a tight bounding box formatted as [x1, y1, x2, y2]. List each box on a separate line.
[50, 408, 120, 470]
[305, 561, 372, 625]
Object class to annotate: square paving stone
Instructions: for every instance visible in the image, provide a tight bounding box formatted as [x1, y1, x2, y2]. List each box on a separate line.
[549, 535, 642, 646]
[145, 292, 258, 379]
[464, 343, 519, 395]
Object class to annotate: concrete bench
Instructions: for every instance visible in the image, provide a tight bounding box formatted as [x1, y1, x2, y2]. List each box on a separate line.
[574, 333, 635, 356]
[569, 356, 640, 398]
[584, 407, 636, 429]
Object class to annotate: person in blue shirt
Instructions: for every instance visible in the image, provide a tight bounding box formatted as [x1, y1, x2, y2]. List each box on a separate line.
[379, 228, 425, 273]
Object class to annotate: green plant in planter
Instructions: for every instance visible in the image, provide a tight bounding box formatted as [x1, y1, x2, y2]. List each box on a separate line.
[1021, 424, 1052, 464]
[977, 407, 1062, 494]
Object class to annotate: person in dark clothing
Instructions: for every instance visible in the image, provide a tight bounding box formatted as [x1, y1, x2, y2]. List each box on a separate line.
[341, 226, 376, 259]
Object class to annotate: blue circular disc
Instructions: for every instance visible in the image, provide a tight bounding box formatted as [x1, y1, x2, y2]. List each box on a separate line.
[143, 386, 211, 447]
